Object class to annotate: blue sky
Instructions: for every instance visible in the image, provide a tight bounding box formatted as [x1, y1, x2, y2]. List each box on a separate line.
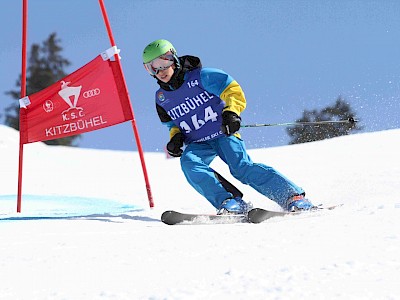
[1, 0, 399, 151]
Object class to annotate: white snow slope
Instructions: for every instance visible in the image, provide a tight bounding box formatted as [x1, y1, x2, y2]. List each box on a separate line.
[0, 125, 399, 300]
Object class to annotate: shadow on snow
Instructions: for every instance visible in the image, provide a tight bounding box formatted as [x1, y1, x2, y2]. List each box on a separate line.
[0, 195, 160, 223]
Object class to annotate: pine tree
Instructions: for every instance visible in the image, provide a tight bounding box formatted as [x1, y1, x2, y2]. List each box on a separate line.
[4, 33, 80, 146]
[286, 97, 361, 145]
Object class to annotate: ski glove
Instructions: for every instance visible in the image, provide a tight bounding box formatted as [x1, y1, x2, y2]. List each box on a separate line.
[166, 133, 185, 157]
[221, 111, 241, 136]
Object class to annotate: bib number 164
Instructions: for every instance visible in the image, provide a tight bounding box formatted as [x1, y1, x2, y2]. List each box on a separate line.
[180, 106, 218, 133]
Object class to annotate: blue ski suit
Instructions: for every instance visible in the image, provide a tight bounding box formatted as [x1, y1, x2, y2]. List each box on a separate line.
[154, 55, 304, 210]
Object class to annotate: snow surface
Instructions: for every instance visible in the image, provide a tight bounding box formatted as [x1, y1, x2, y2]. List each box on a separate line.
[0, 124, 399, 300]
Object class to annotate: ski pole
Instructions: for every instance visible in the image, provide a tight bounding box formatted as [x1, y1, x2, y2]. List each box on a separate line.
[241, 117, 358, 128]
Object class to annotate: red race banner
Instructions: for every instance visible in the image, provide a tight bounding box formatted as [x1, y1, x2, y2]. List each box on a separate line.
[20, 53, 133, 144]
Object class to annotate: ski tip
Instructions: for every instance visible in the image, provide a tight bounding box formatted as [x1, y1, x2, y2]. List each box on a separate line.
[247, 208, 287, 223]
[161, 210, 178, 225]
[247, 208, 266, 223]
[315, 203, 344, 210]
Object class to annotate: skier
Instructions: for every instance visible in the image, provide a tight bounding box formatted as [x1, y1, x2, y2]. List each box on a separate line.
[142, 39, 314, 214]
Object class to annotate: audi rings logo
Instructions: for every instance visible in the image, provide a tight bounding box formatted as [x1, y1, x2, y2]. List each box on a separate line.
[83, 88, 101, 98]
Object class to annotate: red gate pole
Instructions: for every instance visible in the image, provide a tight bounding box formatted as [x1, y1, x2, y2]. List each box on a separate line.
[17, 0, 28, 212]
[98, 0, 154, 208]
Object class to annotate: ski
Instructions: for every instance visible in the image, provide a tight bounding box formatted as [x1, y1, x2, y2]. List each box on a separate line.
[247, 204, 342, 223]
[247, 208, 287, 223]
[161, 204, 342, 225]
[161, 210, 246, 225]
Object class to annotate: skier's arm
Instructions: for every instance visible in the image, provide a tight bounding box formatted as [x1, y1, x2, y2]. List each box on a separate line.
[156, 103, 181, 139]
[200, 68, 246, 116]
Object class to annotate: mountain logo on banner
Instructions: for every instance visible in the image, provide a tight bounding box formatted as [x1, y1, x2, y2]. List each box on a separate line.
[57, 81, 84, 121]
[58, 81, 82, 109]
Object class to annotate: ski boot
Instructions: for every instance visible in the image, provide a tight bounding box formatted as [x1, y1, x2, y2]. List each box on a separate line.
[217, 197, 253, 215]
[287, 194, 314, 212]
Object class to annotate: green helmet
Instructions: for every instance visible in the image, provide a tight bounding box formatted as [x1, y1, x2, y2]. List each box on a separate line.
[142, 39, 177, 64]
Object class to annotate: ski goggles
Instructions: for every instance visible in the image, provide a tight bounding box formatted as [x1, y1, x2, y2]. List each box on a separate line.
[144, 53, 175, 75]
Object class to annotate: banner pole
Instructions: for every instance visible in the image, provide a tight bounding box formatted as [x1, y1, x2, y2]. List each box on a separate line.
[98, 0, 154, 208]
[17, 0, 28, 212]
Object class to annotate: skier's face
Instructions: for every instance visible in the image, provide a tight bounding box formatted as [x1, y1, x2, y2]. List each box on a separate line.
[144, 52, 175, 83]
[155, 65, 175, 83]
